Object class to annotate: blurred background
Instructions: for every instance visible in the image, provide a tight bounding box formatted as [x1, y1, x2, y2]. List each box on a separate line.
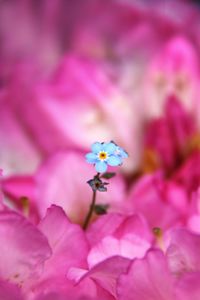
[1, 0, 200, 176]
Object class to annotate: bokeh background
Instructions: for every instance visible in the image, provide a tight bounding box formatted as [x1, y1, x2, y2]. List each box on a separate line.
[0, 0, 200, 209]
[1, 0, 200, 177]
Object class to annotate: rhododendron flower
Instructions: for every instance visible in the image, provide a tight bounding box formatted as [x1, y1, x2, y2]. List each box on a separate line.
[127, 172, 189, 230]
[143, 37, 200, 121]
[117, 228, 200, 300]
[0, 205, 117, 299]
[68, 212, 152, 297]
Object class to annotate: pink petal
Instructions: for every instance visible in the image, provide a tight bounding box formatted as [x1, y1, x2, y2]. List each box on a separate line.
[0, 210, 51, 284]
[38, 205, 89, 279]
[166, 228, 200, 276]
[143, 117, 176, 171]
[0, 278, 24, 300]
[86, 213, 126, 246]
[2, 175, 35, 202]
[0, 90, 41, 175]
[117, 249, 174, 300]
[144, 37, 199, 119]
[68, 256, 131, 297]
[175, 272, 200, 300]
[87, 235, 150, 268]
[128, 173, 185, 229]
[33, 292, 66, 300]
[187, 215, 200, 234]
[1, 175, 39, 223]
[165, 95, 197, 153]
[173, 151, 200, 193]
[87, 213, 152, 247]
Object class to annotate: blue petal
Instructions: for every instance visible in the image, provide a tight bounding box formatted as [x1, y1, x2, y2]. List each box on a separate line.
[86, 153, 97, 163]
[95, 161, 107, 173]
[107, 155, 122, 166]
[92, 142, 103, 154]
[119, 148, 128, 158]
[103, 142, 116, 154]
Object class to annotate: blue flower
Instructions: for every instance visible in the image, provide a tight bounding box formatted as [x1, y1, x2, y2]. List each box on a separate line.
[114, 145, 129, 159]
[86, 142, 123, 173]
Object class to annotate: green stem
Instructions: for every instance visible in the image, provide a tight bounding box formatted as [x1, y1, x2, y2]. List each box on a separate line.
[83, 189, 97, 230]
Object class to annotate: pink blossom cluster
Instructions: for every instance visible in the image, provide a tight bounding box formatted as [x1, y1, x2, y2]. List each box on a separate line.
[1, 0, 200, 299]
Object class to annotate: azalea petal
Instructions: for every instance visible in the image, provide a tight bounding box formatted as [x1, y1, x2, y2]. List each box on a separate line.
[87, 235, 150, 268]
[86, 153, 97, 163]
[87, 213, 152, 247]
[0, 211, 51, 284]
[68, 256, 131, 297]
[117, 249, 174, 300]
[34, 292, 66, 300]
[103, 142, 116, 154]
[107, 155, 121, 166]
[87, 214, 125, 246]
[0, 279, 23, 300]
[127, 173, 182, 229]
[175, 272, 200, 300]
[95, 161, 107, 173]
[92, 142, 103, 154]
[38, 205, 89, 278]
[166, 228, 200, 275]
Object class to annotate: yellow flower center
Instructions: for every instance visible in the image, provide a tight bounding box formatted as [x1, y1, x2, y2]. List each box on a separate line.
[98, 151, 108, 161]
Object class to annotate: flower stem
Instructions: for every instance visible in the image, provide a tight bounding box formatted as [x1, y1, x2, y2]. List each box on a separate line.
[83, 189, 97, 230]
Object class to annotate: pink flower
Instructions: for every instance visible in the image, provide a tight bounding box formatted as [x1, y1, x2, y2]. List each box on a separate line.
[117, 229, 200, 300]
[0, 279, 23, 300]
[173, 151, 200, 194]
[0, 85, 41, 175]
[117, 249, 174, 300]
[142, 95, 199, 174]
[143, 37, 200, 121]
[68, 212, 152, 298]
[127, 172, 189, 230]
[187, 189, 200, 233]
[0, 204, 116, 299]
[0, 211, 51, 283]
[166, 228, 200, 276]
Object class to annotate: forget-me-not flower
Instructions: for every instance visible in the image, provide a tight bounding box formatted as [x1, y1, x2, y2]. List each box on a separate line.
[113, 143, 128, 159]
[86, 141, 127, 173]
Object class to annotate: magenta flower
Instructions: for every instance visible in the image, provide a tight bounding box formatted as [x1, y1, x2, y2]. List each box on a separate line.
[68, 212, 152, 298]
[117, 229, 200, 300]
[127, 172, 189, 230]
[0, 205, 117, 299]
